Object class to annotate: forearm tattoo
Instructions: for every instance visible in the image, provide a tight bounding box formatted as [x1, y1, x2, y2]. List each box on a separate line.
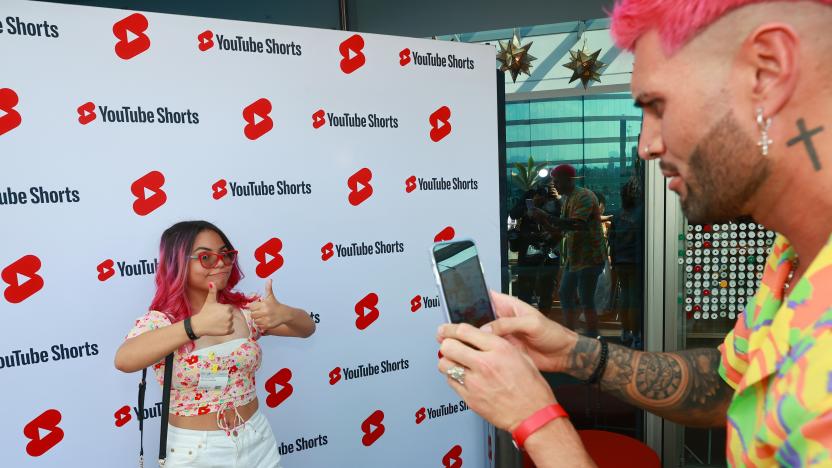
[566, 337, 733, 426]
[787, 118, 824, 171]
[567, 336, 601, 382]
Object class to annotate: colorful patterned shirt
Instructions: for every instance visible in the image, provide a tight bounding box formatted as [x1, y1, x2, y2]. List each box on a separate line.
[126, 309, 263, 416]
[561, 187, 605, 271]
[719, 233, 832, 467]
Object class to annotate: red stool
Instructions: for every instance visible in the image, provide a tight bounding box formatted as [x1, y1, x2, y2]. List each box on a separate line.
[521, 430, 659, 467]
[578, 430, 660, 468]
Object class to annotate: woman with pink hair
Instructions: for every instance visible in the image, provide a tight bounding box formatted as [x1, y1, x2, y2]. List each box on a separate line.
[115, 220, 315, 467]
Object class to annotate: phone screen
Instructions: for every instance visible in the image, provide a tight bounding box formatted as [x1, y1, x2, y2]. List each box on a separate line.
[432, 240, 495, 328]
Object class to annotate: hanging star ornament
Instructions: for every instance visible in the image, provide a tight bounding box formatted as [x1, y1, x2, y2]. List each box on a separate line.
[497, 30, 537, 83]
[563, 42, 606, 89]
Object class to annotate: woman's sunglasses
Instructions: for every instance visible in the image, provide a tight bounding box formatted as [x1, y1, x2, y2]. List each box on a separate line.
[188, 250, 238, 269]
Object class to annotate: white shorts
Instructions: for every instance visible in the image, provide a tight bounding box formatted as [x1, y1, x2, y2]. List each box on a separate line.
[163, 410, 281, 468]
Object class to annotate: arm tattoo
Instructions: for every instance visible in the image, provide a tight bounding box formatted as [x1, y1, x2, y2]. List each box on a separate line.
[635, 352, 682, 400]
[787, 118, 824, 171]
[566, 337, 733, 427]
[567, 336, 600, 382]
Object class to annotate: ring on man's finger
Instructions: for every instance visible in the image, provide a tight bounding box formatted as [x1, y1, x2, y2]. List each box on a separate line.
[446, 366, 465, 385]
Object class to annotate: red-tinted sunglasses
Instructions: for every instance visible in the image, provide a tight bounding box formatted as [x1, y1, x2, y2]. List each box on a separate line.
[188, 250, 238, 269]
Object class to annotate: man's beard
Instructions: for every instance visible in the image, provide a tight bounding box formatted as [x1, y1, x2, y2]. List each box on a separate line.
[679, 111, 770, 225]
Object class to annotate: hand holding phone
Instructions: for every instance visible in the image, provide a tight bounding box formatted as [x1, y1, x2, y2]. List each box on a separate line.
[431, 240, 496, 328]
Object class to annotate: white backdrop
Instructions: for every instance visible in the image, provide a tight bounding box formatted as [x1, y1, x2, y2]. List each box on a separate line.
[0, 1, 501, 467]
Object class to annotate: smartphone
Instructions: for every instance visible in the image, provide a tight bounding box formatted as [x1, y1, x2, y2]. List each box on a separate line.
[431, 240, 496, 328]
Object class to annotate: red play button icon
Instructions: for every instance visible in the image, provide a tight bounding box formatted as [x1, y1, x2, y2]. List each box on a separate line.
[361, 410, 385, 446]
[347, 168, 373, 206]
[2, 255, 44, 304]
[254, 237, 284, 278]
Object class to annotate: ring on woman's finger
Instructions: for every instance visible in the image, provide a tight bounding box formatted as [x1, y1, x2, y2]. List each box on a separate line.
[446, 366, 466, 385]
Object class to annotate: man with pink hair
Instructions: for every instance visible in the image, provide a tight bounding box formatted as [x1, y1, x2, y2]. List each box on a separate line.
[437, 1, 832, 466]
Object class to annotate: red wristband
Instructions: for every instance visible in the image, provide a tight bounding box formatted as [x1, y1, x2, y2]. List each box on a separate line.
[511, 404, 569, 450]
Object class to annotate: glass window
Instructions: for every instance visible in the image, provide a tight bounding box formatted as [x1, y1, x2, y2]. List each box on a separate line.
[504, 91, 647, 443]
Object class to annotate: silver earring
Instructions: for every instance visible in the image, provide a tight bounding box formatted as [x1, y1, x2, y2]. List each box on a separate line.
[756, 107, 773, 156]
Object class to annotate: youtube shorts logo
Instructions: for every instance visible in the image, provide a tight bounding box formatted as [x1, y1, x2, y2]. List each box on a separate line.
[212, 179, 228, 200]
[77, 102, 96, 125]
[360, 410, 385, 447]
[410, 295, 422, 312]
[312, 109, 326, 129]
[442, 444, 463, 468]
[415, 407, 426, 424]
[113, 13, 151, 60]
[131, 170, 167, 216]
[354, 292, 380, 330]
[339, 34, 366, 74]
[0, 88, 22, 137]
[321, 242, 334, 261]
[265, 368, 293, 408]
[434, 226, 456, 243]
[329, 367, 342, 385]
[347, 168, 373, 206]
[198, 30, 214, 51]
[255, 237, 284, 278]
[405, 175, 417, 193]
[399, 48, 411, 66]
[243, 98, 273, 140]
[2, 254, 44, 304]
[114, 405, 132, 427]
[24, 409, 64, 457]
[97, 259, 115, 282]
[429, 106, 452, 142]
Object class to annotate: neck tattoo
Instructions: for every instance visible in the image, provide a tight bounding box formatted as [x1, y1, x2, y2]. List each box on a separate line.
[787, 118, 825, 171]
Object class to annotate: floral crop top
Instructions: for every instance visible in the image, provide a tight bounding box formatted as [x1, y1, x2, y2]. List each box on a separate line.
[126, 309, 263, 417]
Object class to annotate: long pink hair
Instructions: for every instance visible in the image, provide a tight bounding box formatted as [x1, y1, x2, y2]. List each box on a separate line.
[610, 0, 832, 55]
[150, 221, 254, 331]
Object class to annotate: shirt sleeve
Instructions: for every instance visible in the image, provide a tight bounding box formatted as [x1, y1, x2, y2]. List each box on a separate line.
[569, 190, 597, 223]
[125, 310, 172, 340]
[718, 311, 752, 390]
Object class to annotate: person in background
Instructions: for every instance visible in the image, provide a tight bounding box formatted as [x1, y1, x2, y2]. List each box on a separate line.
[509, 187, 562, 317]
[609, 178, 645, 348]
[592, 190, 615, 322]
[534, 164, 606, 336]
[595, 192, 614, 238]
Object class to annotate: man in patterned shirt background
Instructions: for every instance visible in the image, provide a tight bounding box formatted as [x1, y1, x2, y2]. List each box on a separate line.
[534, 164, 606, 337]
[436, 0, 832, 466]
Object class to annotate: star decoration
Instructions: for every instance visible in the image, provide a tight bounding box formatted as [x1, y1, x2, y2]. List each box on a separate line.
[563, 44, 606, 89]
[497, 30, 537, 83]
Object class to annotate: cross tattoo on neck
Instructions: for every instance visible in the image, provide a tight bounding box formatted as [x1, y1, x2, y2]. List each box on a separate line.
[787, 118, 824, 171]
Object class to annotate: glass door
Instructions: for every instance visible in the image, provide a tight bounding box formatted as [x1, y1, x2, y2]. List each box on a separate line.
[503, 92, 647, 448]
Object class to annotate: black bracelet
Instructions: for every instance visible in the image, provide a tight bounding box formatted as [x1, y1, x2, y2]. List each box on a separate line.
[584, 336, 608, 385]
[183, 317, 199, 341]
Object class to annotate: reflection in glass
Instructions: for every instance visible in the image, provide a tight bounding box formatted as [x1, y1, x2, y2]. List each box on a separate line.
[504, 91, 646, 443]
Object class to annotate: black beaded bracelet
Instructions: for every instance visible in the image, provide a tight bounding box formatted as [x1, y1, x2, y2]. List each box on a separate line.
[585, 336, 608, 385]
[183, 317, 199, 341]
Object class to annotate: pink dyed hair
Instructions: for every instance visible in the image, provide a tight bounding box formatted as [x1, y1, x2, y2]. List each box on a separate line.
[150, 221, 253, 333]
[610, 0, 832, 54]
